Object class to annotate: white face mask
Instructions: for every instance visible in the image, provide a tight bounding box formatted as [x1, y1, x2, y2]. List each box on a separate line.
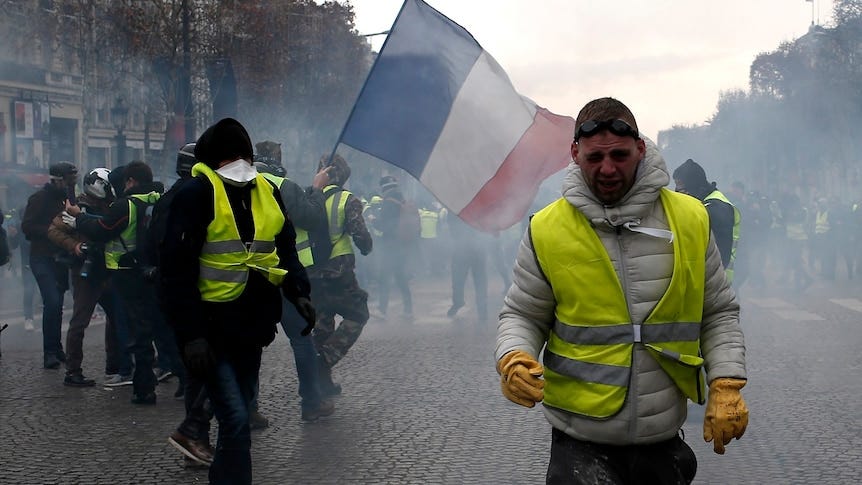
[216, 158, 258, 186]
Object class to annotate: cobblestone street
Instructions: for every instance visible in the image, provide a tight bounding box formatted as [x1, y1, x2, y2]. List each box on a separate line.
[1, 274, 861, 484]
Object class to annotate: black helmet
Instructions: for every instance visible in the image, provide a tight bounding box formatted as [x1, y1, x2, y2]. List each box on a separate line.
[49, 161, 78, 178]
[176, 143, 196, 177]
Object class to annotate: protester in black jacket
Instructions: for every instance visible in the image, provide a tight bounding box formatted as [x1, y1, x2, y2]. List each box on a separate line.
[21, 162, 78, 369]
[159, 118, 314, 485]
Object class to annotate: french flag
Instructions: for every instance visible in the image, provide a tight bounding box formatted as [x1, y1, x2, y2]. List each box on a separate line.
[334, 0, 575, 232]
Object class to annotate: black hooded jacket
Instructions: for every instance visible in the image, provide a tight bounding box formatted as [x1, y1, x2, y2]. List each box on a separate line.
[157, 175, 311, 352]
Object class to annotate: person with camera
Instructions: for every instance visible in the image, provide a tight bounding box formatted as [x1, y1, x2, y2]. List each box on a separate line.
[68, 161, 168, 404]
[47, 168, 117, 387]
[22, 162, 79, 369]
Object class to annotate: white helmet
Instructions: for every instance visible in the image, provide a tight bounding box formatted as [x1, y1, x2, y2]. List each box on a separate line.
[83, 167, 113, 199]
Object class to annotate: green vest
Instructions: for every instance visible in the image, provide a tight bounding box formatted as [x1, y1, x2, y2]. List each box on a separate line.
[192, 163, 286, 302]
[104, 191, 161, 270]
[259, 172, 314, 268]
[323, 184, 353, 259]
[531, 188, 709, 418]
[815, 210, 829, 234]
[419, 209, 439, 238]
[704, 190, 740, 283]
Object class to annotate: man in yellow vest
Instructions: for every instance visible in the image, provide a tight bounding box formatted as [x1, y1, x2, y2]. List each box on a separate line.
[496, 98, 748, 483]
[157, 119, 316, 484]
[67, 161, 184, 406]
[310, 154, 373, 397]
[672, 158, 741, 285]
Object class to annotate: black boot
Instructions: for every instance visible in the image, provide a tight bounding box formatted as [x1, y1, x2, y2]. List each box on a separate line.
[318, 356, 342, 397]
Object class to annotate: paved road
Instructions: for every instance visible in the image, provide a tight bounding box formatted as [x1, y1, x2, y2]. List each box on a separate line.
[0, 272, 860, 484]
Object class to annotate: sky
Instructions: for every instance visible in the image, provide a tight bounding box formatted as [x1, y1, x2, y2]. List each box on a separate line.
[347, 0, 834, 142]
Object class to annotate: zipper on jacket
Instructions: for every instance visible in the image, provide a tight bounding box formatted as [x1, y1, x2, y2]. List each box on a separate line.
[615, 226, 639, 442]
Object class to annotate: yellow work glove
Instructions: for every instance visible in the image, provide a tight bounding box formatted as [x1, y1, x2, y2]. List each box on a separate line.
[496, 350, 545, 408]
[703, 377, 749, 454]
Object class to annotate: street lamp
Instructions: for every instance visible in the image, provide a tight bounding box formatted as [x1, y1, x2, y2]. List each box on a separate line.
[111, 97, 128, 165]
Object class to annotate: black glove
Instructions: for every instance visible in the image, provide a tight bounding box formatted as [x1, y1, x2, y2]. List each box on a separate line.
[293, 297, 317, 336]
[183, 338, 216, 378]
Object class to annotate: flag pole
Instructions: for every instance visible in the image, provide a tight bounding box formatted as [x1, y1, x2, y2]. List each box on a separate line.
[326, 0, 412, 165]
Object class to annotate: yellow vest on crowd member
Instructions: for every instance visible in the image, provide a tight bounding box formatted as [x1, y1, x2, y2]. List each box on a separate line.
[323, 184, 354, 259]
[419, 208, 439, 239]
[815, 210, 830, 234]
[786, 221, 808, 241]
[705, 189, 741, 283]
[531, 188, 709, 419]
[192, 163, 286, 302]
[259, 172, 314, 267]
[104, 191, 161, 270]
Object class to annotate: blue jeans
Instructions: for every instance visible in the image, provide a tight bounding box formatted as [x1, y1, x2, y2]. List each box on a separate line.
[206, 348, 261, 485]
[30, 255, 67, 358]
[281, 299, 323, 411]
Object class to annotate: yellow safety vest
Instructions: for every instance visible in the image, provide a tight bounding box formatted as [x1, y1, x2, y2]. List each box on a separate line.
[192, 163, 286, 302]
[419, 209, 439, 239]
[705, 190, 740, 283]
[815, 211, 830, 234]
[259, 172, 313, 268]
[323, 184, 353, 259]
[104, 191, 161, 270]
[531, 188, 709, 418]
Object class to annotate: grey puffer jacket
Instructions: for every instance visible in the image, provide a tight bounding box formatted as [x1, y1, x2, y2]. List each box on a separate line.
[495, 139, 746, 445]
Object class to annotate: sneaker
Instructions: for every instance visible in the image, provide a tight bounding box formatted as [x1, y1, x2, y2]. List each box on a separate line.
[183, 456, 210, 468]
[301, 399, 336, 422]
[154, 368, 173, 382]
[104, 374, 133, 387]
[447, 302, 464, 317]
[249, 410, 269, 430]
[43, 355, 61, 370]
[168, 431, 213, 465]
[23, 319, 35, 331]
[131, 391, 157, 405]
[64, 373, 96, 387]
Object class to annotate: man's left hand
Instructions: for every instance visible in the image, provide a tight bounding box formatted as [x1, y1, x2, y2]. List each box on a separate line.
[703, 377, 749, 454]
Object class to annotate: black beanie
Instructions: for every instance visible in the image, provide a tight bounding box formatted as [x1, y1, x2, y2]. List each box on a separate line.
[194, 118, 254, 167]
[672, 159, 708, 190]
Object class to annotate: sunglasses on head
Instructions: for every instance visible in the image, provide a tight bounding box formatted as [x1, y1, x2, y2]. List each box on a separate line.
[574, 119, 639, 142]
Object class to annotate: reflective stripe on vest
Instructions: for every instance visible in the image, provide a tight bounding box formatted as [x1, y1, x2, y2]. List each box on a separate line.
[104, 192, 161, 270]
[531, 188, 709, 418]
[260, 172, 313, 267]
[419, 209, 439, 238]
[323, 184, 353, 259]
[192, 163, 286, 302]
[705, 190, 740, 283]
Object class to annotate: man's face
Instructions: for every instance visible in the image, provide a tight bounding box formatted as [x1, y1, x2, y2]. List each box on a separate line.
[674, 178, 688, 195]
[572, 131, 645, 205]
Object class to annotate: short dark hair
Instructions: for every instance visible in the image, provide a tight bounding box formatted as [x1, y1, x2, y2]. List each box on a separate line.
[124, 160, 153, 185]
[575, 97, 639, 138]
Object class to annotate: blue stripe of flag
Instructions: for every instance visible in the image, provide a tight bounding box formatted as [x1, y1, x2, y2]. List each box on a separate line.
[339, 0, 482, 179]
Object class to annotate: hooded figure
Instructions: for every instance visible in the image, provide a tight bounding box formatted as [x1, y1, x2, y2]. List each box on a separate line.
[673, 158, 740, 272]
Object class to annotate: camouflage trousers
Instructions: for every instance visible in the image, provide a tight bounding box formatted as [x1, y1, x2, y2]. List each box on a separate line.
[310, 271, 369, 368]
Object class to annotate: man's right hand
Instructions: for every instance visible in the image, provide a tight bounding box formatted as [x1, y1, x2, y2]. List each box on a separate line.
[496, 350, 545, 408]
[183, 338, 217, 378]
